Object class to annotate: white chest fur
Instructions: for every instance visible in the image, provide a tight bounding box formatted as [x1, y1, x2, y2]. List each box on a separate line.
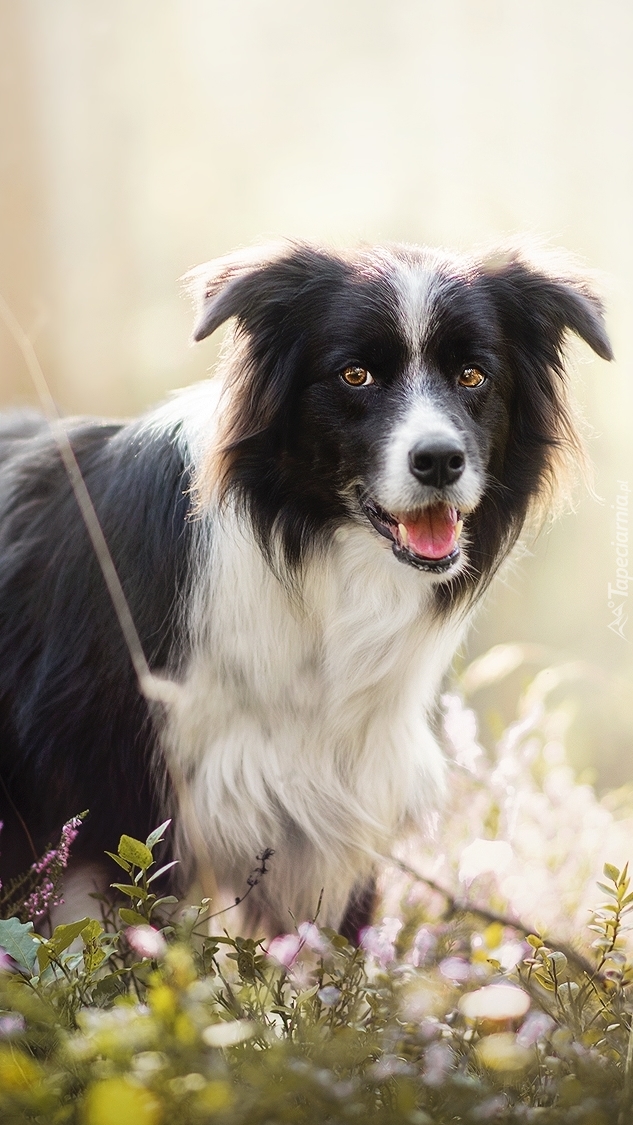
[162, 504, 466, 934]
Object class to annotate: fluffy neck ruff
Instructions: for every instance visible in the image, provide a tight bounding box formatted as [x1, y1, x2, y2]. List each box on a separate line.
[162, 497, 467, 932]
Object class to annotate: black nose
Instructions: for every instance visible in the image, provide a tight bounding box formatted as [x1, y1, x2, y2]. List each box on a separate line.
[408, 438, 465, 489]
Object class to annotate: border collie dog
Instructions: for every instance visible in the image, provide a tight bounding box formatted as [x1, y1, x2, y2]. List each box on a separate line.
[0, 242, 612, 935]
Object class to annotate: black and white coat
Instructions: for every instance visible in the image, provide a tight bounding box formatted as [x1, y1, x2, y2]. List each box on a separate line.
[0, 242, 612, 934]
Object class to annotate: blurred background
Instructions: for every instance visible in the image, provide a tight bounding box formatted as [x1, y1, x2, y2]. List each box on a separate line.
[1, 0, 632, 787]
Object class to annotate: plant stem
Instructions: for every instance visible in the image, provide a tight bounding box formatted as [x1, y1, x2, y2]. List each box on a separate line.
[384, 854, 597, 979]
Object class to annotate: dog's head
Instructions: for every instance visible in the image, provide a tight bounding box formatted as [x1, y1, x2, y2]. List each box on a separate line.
[186, 241, 612, 605]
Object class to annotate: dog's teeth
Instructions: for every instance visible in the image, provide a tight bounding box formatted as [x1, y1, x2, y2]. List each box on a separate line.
[455, 519, 464, 541]
[398, 522, 410, 548]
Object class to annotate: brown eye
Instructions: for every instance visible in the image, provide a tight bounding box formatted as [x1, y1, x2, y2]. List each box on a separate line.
[458, 366, 486, 388]
[341, 366, 374, 387]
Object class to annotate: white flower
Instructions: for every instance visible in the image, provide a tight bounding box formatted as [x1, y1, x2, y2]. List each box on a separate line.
[202, 1019, 256, 1047]
[496, 940, 527, 972]
[441, 694, 483, 772]
[459, 984, 530, 1022]
[458, 839, 514, 885]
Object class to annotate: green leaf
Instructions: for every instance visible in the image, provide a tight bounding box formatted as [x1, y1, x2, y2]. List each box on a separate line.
[526, 934, 544, 949]
[296, 985, 320, 1006]
[604, 863, 620, 883]
[82, 919, 104, 944]
[92, 973, 126, 1002]
[84, 945, 106, 974]
[0, 917, 38, 974]
[37, 941, 54, 974]
[119, 907, 148, 926]
[118, 835, 153, 870]
[50, 918, 92, 957]
[147, 860, 179, 884]
[145, 819, 172, 850]
[105, 849, 131, 873]
[533, 969, 556, 991]
[110, 882, 149, 901]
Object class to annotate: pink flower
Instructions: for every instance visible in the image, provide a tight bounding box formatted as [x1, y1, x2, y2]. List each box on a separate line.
[516, 1010, 555, 1048]
[360, 917, 402, 969]
[31, 815, 82, 875]
[267, 933, 302, 969]
[21, 878, 63, 921]
[0, 1013, 25, 1036]
[297, 922, 331, 955]
[126, 925, 167, 960]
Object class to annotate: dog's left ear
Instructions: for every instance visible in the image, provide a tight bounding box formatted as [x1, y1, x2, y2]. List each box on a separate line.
[184, 244, 291, 343]
[481, 252, 613, 364]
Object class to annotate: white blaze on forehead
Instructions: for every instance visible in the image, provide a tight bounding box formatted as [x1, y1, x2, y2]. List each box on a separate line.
[387, 247, 465, 360]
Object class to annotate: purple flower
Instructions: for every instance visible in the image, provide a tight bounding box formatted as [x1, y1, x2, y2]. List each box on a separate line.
[471, 1094, 509, 1120]
[0, 949, 21, 975]
[516, 1010, 555, 1048]
[317, 986, 341, 1006]
[31, 816, 82, 875]
[422, 1041, 454, 1087]
[409, 925, 437, 968]
[438, 956, 472, 983]
[20, 878, 63, 922]
[0, 1013, 25, 1037]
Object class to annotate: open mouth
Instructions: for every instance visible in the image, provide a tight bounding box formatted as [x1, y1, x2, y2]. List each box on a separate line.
[361, 496, 463, 573]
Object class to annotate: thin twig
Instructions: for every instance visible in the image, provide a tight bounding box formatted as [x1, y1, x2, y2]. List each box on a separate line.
[196, 849, 275, 927]
[0, 293, 177, 708]
[383, 853, 598, 979]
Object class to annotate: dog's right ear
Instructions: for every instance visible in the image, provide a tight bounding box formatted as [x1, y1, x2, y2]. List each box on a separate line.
[183, 244, 289, 343]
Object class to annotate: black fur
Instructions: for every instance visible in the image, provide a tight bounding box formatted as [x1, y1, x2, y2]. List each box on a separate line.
[0, 242, 612, 927]
[0, 417, 192, 878]
[198, 245, 611, 604]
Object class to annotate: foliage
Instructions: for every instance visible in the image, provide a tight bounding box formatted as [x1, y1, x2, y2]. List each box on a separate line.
[1, 654, 633, 1122]
[0, 814, 86, 923]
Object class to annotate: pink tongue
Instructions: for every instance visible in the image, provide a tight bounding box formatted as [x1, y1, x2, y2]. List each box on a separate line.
[402, 506, 457, 559]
